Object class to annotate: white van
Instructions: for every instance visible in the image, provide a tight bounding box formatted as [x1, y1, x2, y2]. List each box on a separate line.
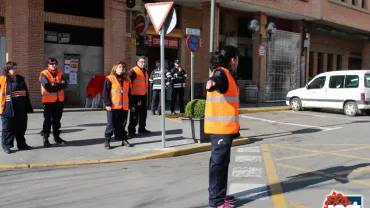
[286, 70, 370, 116]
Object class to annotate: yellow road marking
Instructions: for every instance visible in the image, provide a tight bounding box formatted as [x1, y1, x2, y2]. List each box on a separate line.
[271, 145, 370, 162]
[165, 117, 181, 123]
[261, 144, 287, 208]
[277, 163, 370, 187]
[275, 146, 370, 161]
[273, 144, 364, 146]
[290, 201, 308, 208]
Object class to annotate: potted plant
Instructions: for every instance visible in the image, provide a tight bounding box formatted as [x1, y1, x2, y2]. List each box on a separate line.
[181, 99, 210, 143]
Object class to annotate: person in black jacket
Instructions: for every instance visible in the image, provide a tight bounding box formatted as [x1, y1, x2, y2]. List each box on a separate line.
[0, 62, 33, 154]
[170, 59, 187, 114]
[149, 61, 171, 115]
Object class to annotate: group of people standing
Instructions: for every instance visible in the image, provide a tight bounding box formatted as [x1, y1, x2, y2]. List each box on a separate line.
[0, 57, 68, 154]
[149, 59, 187, 115]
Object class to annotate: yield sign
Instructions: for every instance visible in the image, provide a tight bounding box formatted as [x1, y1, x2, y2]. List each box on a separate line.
[145, 1, 174, 34]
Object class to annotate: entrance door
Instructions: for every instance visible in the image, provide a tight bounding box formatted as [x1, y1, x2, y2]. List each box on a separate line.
[63, 54, 81, 106]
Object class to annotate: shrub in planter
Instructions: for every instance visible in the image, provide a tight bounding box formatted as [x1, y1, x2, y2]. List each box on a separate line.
[181, 99, 210, 143]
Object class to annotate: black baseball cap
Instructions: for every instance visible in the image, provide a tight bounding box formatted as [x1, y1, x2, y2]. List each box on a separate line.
[174, 59, 180, 64]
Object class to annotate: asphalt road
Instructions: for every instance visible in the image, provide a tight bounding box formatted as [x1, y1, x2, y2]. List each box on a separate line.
[1, 109, 370, 208]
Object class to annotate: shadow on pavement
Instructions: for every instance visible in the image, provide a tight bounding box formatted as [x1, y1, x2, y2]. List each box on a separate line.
[132, 136, 186, 146]
[233, 163, 370, 206]
[138, 129, 183, 137]
[78, 123, 107, 127]
[66, 137, 105, 147]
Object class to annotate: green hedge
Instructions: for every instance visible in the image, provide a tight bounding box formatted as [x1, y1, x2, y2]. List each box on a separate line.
[185, 99, 206, 118]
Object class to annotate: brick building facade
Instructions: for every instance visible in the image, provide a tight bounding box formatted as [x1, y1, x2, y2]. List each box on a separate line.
[0, 0, 369, 106]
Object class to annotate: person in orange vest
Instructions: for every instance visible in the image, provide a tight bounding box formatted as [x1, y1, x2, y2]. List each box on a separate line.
[205, 46, 241, 208]
[103, 61, 133, 149]
[127, 56, 151, 137]
[39, 57, 68, 147]
[0, 61, 33, 154]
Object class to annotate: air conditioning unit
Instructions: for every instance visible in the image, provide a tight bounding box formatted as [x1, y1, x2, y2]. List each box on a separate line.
[126, 0, 144, 12]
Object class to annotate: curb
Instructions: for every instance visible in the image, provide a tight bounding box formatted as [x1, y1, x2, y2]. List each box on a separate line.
[0, 137, 249, 170]
[165, 106, 291, 119]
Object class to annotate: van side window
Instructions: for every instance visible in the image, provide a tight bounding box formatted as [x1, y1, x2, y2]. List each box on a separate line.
[344, 75, 359, 88]
[308, 76, 326, 89]
[364, 74, 370, 88]
[329, 75, 344, 88]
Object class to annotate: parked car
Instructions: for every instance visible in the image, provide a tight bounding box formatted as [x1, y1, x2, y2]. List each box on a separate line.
[286, 70, 370, 116]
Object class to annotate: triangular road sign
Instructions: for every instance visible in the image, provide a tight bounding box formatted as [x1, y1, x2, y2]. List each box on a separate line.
[145, 1, 174, 34]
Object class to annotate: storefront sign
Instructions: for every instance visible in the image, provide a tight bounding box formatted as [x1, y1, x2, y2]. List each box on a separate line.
[134, 15, 148, 35]
[146, 35, 179, 49]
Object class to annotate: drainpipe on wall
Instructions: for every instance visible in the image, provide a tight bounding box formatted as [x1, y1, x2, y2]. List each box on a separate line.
[209, 0, 215, 76]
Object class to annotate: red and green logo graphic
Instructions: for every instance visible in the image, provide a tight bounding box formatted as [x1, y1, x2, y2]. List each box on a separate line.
[323, 191, 363, 208]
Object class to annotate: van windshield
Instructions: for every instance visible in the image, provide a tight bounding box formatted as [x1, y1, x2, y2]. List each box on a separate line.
[365, 74, 370, 88]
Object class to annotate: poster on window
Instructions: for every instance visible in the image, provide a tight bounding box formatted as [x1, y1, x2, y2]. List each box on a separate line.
[70, 59, 78, 72]
[64, 65, 71, 74]
[69, 71, 77, 84]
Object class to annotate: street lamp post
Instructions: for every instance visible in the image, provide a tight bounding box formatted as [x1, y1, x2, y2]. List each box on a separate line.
[248, 20, 276, 107]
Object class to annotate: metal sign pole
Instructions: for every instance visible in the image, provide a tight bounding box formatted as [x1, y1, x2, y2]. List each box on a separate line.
[160, 27, 166, 148]
[209, 0, 215, 76]
[191, 51, 194, 100]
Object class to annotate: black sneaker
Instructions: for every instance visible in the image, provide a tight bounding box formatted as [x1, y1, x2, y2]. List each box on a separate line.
[54, 136, 68, 145]
[3, 148, 11, 154]
[127, 132, 137, 138]
[18, 144, 32, 151]
[138, 129, 151, 133]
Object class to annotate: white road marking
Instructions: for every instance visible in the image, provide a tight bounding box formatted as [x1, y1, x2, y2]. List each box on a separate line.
[232, 167, 263, 177]
[237, 146, 260, 153]
[235, 156, 262, 162]
[240, 115, 342, 131]
[282, 111, 358, 121]
[228, 183, 269, 200]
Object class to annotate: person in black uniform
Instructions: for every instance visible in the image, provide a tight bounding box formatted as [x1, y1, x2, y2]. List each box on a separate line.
[39, 57, 68, 147]
[0, 61, 33, 154]
[149, 60, 171, 115]
[170, 59, 187, 114]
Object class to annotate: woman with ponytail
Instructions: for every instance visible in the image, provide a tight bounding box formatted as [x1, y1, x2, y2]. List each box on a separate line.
[205, 45, 241, 208]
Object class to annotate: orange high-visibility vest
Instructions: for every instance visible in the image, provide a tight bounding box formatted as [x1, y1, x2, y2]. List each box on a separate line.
[107, 74, 130, 110]
[0, 75, 9, 114]
[204, 67, 240, 134]
[39, 69, 65, 103]
[130, 66, 148, 95]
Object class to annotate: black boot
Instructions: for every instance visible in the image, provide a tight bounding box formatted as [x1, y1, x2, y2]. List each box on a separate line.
[54, 135, 67, 145]
[43, 135, 51, 148]
[105, 136, 111, 149]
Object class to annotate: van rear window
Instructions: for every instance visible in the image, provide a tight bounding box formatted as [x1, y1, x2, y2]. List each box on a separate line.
[365, 74, 370, 88]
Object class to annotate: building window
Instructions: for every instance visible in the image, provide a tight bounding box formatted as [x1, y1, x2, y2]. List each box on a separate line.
[337, 55, 342, 70]
[318, 52, 324, 74]
[309, 51, 314, 80]
[237, 17, 253, 38]
[219, 13, 224, 35]
[352, 0, 356, 5]
[44, 0, 104, 19]
[362, 0, 366, 8]
[327, 54, 333, 71]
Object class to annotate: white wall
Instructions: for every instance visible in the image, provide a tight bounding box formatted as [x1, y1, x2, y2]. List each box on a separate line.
[44, 43, 103, 106]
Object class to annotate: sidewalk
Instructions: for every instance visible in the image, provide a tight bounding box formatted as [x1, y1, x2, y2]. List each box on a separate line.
[0, 104, 289, 169]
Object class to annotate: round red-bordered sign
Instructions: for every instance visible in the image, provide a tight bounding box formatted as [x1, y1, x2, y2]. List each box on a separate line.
[186, 35, 200, 52]
[134, 15, 148, 35]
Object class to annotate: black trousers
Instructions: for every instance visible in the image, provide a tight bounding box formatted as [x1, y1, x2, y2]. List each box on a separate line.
[208, 134, 233, 207]
[42, 102, 64, 137]
[1, 115, 28, 150]
[128, 95, 147, 133]
[105, 110, 128, 138]
[151, 89, 162, 114]
[171, 87, 185, 113]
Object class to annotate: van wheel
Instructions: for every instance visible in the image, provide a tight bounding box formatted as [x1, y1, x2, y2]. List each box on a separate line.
[290, 98, 302, 111]
[344, 101, 358, 116]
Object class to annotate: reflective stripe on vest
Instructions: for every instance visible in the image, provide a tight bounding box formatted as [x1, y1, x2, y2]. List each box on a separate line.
[204, 67, 240, 134]
[39, 69, 65, 103]
[11, 90, 26, 98]
[107, 74, 130, 110]
[130, 66, 148, 95]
